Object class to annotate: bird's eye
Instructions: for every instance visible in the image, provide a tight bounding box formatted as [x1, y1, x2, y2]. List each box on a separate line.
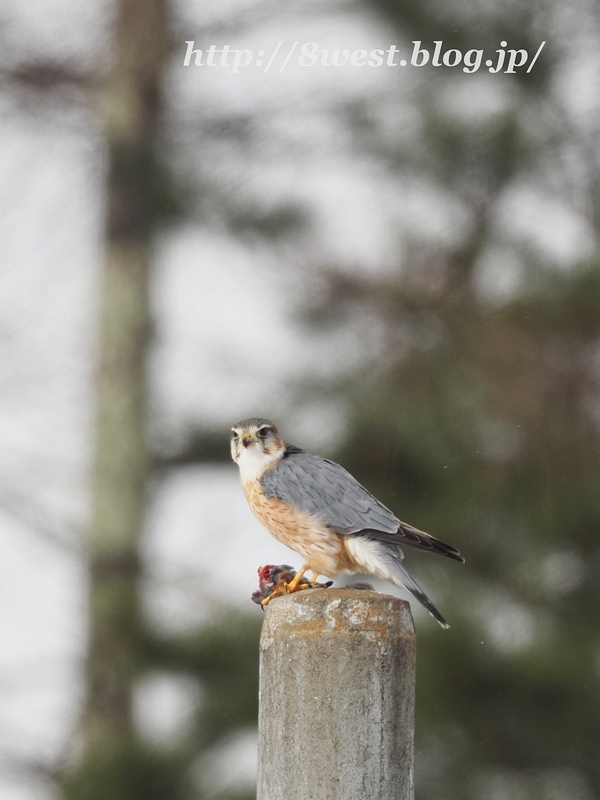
[257, 427, 270, 438]
[231, 430, 239, 440]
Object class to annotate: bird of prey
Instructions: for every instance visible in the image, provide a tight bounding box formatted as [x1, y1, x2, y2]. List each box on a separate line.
[231, 417, 464, 627]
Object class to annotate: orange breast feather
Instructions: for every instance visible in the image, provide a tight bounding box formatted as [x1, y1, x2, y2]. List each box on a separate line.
[243, 478, 350, 578]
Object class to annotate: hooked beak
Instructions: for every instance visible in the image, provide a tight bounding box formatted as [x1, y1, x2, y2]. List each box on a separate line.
[241, 433, 255, 449]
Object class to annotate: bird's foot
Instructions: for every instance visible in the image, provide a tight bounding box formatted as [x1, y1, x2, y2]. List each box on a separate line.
[261, 576, 311, 607]
[252, 564, 332, 608]
[284, 564, 309, 593]
[260, 585, 287, 607]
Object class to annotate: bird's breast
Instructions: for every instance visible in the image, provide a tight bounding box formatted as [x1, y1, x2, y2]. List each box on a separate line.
[242, 478, 348, 578]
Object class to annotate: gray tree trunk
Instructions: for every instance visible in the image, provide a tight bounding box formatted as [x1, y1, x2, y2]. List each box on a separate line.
[82, 0, 168, 762]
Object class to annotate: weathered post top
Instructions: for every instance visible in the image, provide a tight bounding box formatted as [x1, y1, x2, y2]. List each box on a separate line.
[257, 588, 416, 800]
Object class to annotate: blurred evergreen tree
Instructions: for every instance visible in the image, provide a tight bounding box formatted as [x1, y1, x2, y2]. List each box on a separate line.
[316, 265, 600, 799]
[56, 1, 261, 799]
[16, 0, 598, 797]
[305, 1, 600, 797]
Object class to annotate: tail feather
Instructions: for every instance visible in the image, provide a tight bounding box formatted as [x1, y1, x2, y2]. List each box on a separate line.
[362, 523, 465, 563]
[390, 559, 449, 628]
[345, 535, 450, 628]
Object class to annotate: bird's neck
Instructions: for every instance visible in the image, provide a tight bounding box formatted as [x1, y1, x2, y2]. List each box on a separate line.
[237, 444, 282, 484]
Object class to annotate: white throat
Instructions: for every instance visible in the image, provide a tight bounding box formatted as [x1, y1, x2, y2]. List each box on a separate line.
[236, 444, 280, 484]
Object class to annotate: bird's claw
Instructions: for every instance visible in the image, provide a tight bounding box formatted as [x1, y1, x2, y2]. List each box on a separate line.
[252, 564, 333, 609]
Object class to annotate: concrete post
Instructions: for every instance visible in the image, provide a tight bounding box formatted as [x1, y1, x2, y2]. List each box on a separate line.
[257, 588, 416, 800]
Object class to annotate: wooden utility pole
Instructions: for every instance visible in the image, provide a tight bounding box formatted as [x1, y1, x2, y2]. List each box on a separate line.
[257, 589, 416, 800]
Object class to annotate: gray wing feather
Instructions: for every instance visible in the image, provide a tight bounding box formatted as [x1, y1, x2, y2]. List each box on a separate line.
[260, 453, 399, 535]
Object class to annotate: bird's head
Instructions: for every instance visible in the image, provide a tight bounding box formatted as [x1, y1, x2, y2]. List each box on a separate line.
[230, 418, 285, 482]
[257, 564, 274, 583]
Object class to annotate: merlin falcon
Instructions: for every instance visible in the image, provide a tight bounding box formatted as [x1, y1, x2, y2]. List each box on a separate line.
[231, 417, 464, 627]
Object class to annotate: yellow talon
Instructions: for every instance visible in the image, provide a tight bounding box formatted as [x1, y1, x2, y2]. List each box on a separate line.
[285, 564, 309, 593]
[261, 584, 286, 606]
